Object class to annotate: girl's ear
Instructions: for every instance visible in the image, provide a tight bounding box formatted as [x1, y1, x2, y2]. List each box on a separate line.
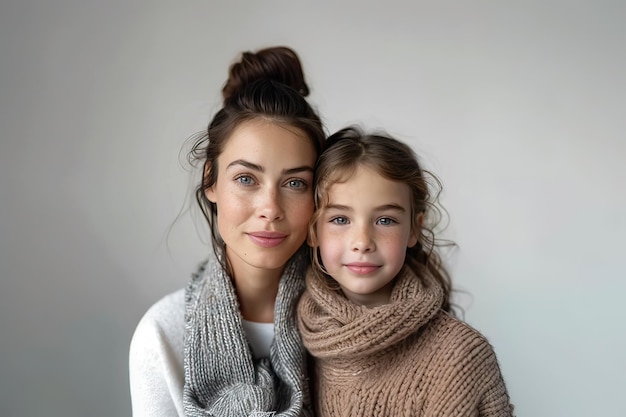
[408, 212, 424, 248]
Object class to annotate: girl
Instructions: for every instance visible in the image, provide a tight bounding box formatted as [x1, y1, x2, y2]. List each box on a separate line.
[298, 127, 514, 416]
[129, 46, 325, 417]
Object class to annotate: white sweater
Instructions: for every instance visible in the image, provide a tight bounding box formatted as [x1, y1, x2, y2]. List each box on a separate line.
[129, 289, 277, 417]
[129, 289, 186, 417]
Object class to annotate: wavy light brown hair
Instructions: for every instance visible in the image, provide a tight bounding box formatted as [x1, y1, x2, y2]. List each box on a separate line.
[309, 126, 454, 313]
[188, 46, 326, 275]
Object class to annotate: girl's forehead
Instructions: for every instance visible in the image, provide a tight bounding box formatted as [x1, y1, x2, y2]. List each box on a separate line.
[321, 163, 380, 187]
[321, 167, 413, 214]
[320, 163, 358, 182]
[324, 165, 406, 196]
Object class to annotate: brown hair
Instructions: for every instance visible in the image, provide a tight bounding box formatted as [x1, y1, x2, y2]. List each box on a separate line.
[188, 46, 325, 274]
[309, 126, 454, 313]
[221, 46, 310, 100]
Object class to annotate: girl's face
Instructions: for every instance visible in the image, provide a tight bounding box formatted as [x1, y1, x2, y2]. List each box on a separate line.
[206, 119, 316, 277]
[316, 165, 418, 308]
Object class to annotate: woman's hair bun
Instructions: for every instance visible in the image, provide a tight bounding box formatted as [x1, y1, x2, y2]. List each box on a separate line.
[222, 46, 310, 102]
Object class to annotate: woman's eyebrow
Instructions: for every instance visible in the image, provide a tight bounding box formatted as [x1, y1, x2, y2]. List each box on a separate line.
[283, 166, 314, 175]
[226, 159, 313, 175]
[226, 159, 263, 172]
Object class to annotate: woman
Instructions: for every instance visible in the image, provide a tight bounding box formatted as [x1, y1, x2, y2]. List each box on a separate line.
[129, 46, 325, 417]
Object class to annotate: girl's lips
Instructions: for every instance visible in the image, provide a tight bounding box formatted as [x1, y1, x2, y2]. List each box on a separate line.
[345, 263, 380, 275]
[247, 232, 288, 248]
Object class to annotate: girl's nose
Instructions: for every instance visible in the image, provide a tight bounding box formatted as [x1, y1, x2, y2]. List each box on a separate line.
[351, 224, 375, 253]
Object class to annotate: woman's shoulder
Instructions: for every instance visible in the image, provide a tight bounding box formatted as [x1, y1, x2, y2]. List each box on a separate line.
[129, 288, 187, 416]
[135, 288, 186, 332]
[130, 288, 186, 355]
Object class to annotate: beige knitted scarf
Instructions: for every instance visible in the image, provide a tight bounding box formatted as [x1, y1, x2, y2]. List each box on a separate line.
[298, 266, 443, 359]
[298, 266, 515, 416]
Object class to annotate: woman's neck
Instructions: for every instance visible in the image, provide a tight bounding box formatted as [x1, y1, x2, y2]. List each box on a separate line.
[228, 257, 284, 323]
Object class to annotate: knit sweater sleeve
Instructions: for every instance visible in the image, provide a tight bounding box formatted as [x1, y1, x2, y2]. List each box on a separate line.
[476, 344, 515, 417]
[426, 314, 514, 417]
[129, 289, 186, 417]
[447, 320, 514, 417]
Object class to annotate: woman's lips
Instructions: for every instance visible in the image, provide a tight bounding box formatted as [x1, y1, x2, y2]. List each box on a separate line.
[247, 231, 288, 248]
[345, 263, 380, 275]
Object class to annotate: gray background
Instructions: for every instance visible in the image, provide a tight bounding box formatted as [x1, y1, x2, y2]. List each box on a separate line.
[1, 1, 625, 416]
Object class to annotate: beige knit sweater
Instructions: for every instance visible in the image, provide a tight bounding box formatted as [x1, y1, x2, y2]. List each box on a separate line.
[297, 266, 514, 417]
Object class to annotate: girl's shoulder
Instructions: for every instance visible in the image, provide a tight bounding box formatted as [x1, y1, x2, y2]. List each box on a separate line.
[425, 310, 499, 361]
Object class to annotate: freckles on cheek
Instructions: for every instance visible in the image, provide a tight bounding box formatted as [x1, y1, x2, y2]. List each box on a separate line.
[318, 235, 338, 260]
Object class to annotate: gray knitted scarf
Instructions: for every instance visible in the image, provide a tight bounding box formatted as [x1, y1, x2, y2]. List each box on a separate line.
[183, 248, 312, 417]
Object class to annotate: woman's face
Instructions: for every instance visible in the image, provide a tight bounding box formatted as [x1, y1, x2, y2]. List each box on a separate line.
[206, 119, 317, 277]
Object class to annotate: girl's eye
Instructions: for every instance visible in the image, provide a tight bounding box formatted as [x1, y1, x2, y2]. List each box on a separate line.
[235, 175, 255, 186]
[285, 179, 308, 190]
[331, 216, 349, 225]
[377, 217, 396, 226]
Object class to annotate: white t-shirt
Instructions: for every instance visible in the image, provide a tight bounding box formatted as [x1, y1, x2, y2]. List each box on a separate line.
[241, 319, 275, 358]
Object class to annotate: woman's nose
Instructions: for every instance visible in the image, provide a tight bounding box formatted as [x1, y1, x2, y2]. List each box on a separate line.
[257, 187, 284, 221]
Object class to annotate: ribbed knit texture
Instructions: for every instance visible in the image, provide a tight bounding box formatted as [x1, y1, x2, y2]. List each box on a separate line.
[298, 267, 514, 417]
[183, 249, 312, 417]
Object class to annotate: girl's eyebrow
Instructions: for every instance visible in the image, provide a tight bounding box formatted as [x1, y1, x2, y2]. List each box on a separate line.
[325, 203, 406, 212]
[226, 159, 313, 174]
[325, 204, 352, 211]
[376, 204, 407, 213]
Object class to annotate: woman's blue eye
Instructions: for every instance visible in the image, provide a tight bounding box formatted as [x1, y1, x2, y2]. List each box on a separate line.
[286, 179, 307, 189]
[331, 217, 348, 225]
[236, 175, 254, 186]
